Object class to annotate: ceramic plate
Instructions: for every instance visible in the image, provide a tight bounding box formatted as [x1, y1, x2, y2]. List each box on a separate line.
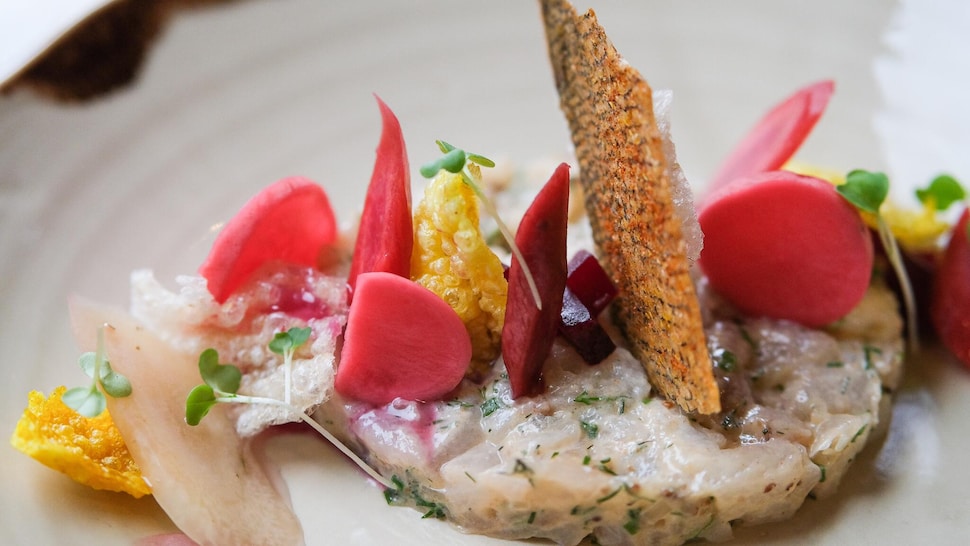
[2, 1, 968, 544]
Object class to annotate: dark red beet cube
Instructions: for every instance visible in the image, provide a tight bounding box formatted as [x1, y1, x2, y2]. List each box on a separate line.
[566, 250, 618, 316]
[559, 287, 616, 365]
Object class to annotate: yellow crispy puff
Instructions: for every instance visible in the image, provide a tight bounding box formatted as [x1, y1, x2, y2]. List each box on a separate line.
[10, 386, 150, 498]
[412, 171, 508, 366]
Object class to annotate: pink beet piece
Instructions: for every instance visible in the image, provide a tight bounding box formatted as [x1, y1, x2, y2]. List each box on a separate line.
[698, 170, 873, 327]
[707, 80, 834, 198]
[347, 96, 413, 301]
[199, 177, 337, 303]
[502, 163, 570, 398]
[566, 249, 618, 316]
[931, 209, 970, 369]
[336, 272, 471, 405]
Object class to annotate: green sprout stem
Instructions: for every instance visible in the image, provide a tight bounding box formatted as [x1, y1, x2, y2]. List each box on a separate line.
[838, 170, 919, 352]
[188, 331, 391, 490]
[210, 391, 392, 488]
[461, 172, 543, 311]
[876, 216, 919, 351]
[63, 324, 132, 417]
[284, 349, 293, 405]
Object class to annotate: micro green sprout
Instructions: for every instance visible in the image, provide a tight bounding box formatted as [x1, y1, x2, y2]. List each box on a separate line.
[269, 326, 311, 405]
[184, 329, 392, 489]
[915, 174, 966, 212]
[62, 325, 132, 418]
[915, 173, 968, 238]
[837, 170, 918, 350]
[420, 140, 543, 311]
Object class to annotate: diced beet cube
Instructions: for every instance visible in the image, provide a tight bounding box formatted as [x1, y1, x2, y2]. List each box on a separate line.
[558, 287, 616, 365]
[566, 250, 618, 316]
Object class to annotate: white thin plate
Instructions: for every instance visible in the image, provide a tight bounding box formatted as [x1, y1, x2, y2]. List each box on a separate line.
[2, 1, 968, 544]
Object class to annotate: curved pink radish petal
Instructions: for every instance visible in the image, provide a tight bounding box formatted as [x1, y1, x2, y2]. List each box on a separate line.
[931, 209, 970, 368]
[347, 96, 413, 301]
[707, 80, 834, 197]
[698, 170, 873, 327]
[502, 163, 570, 398]
[199, 177, 337, 303]
[336, 272, 471, 405]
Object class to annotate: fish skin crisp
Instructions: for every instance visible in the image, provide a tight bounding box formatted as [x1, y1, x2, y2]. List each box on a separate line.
[540, 0, 720, 414]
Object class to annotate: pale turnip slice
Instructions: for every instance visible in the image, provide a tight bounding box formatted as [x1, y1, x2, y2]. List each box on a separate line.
[69, 298, 303, 546]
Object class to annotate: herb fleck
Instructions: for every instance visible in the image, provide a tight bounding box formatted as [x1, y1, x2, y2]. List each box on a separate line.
[623, 508, 642, 535]
[713, 348, 738, 372]
[480, 397, 501, 417]
[580, 420, 599, 439]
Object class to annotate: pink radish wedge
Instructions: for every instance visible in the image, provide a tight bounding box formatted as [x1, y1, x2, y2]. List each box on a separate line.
[347, 96, 413, 300]
[698, 170, 873, 327]
[336, 271, 471, 405]
[931, 209, 970, 369]
[200, 177, 337, 303]
[707, 80, 834, 197]
[502, 163, 570, 398]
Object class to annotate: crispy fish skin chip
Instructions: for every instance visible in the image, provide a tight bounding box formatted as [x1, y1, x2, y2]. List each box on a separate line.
[541, 0, 720, 414]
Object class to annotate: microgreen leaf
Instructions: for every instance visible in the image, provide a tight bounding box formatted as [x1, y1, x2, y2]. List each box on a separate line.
[78, 352, 97, 379]
[78, 350, 131, 397]
[468, 153, 496, 168]
[185, 384, 218, 426]
[439, 148, 467, 174]
[916, 174, 966, 211]
[62, 386, 106, 418]
[269, 327, 312, 354]
[838, 170, 889, 213]
[65, 327, 130, 418]
[198, 348, 241, 394]
[100, 364, 132, 398]
[435, 140, 456, 153]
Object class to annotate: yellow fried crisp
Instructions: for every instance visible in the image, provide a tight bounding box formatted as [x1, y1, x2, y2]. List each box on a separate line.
[412, 171, 508, 368]
[10, 386, 150, 498]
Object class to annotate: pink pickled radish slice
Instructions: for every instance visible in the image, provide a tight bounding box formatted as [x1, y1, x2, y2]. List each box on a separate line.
[199, 177, 337, 303]
[502, 163, 570, 398]
[347, 96, 413, 300]
[707, 80, 834, 196]
[932, 209, 970, 368]
[698, 170, 873, 327]
[336, 272, 471, 405]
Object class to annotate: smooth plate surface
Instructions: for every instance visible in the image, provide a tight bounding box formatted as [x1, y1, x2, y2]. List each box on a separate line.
[1, 0, 968, 544]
